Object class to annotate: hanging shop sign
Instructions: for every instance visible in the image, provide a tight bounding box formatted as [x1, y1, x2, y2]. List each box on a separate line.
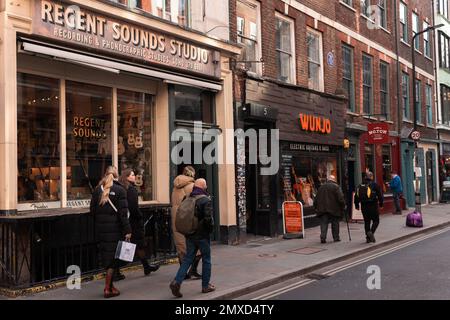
[282, 201, 304, 239]
[367, 123, 389, 144]
[299, 114, 332, 134]
[33, 0, 221, 78]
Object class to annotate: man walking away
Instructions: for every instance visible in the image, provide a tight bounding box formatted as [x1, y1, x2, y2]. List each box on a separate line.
[355, 172, 384, 243]
[314, 175, 346, 243]
[170, 179, 215, 298]
[389, 172, 403, 215]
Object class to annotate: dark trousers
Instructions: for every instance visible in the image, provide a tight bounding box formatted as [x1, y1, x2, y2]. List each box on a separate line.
[320, 214, 340, 241]
[393, 192, 401, 213]
[362, 208, 380, 235]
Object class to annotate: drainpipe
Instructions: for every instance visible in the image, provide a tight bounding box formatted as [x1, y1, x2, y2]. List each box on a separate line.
[394, 0, 401, 137]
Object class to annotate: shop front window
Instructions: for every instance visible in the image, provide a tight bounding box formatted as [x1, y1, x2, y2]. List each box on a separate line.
[282, 153, 338, 208]
[17, 74, 60, 204]
[382, 145, 392, 194]
[364, 144, 375, 176]
[118, 90, 153, 201]
[66, 81, 112, 201]
[173, 85, 214, 124]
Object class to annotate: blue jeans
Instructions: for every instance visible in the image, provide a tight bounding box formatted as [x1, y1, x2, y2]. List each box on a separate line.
[175, 238, 211, 289]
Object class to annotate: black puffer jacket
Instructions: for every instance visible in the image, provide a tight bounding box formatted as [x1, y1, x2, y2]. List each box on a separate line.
[127, 184, 145, 248]
[90, 181, 131, 268]
[186, 187, 214, 240]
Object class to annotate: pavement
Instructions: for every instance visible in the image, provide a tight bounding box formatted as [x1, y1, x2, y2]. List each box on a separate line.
[11, 203, 450, 300]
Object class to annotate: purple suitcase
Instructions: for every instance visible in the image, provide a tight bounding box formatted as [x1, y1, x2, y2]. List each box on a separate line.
[406, 211, 423, 227]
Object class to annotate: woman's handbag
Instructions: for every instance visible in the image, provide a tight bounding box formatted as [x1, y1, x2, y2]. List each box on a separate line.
[115, 240, 136, 262]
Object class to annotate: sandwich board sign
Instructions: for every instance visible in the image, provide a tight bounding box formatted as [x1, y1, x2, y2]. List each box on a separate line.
[282, 201, 304, 239]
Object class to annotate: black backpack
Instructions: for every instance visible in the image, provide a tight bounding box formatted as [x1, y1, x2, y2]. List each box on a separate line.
[357, 183, 377, 203]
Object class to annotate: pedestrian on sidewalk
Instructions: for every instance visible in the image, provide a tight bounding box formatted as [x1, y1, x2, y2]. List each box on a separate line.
[389, 172, 403, 215]
[171, 166, 202, 280]
[90, 166, 131, 298]
[170, 178, 216, 298]
[117, 169, 159, 279]
[314, 175, 346, 244]
[355, 171, 384, 243]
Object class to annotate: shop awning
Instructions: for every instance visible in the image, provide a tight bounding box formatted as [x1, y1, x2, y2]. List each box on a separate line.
[20, 40, 223, 92]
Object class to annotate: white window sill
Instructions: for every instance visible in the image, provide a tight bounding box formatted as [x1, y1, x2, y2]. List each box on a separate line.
[363, 115, 379, 120]
[347, 111, 360, 116]
[415, 49, 422, 55]
[425, 55, 433, 61]
[401, 40, 411, 47]
[360, 14, 375, 24]
[426, 124, 435, 129]
[417, 122, 425, 127]
[339, 1, 356, 12]
[380, 26, 391, 34]
[403, 118, 413, 123]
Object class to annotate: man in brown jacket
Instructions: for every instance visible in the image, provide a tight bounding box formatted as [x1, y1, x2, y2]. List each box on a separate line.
[171, 166, 201, 279]
[314, 175, 345, 243]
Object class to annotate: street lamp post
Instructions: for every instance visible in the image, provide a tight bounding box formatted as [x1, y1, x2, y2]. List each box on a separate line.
[411, 24, 444, 213]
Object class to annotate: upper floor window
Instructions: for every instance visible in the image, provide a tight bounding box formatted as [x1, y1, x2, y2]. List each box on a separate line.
[342, 0, 353, 6]
[307, 29, 324, 92]
[361, 0, 370, 17]
[441, 84, 450, 125]
[424, 21, 431, 58]
[275, 14, 296, 84]
[342, 44, 355, 112]
[400, 2, 408, 42]
[236, 0, 261, 74]
[380, 61, 389, 120]
[402, 72, 410, 120]
[415, 80, 422, 124]
[426, 84, 433, 126]
[362, 54, 373, 115]
[439, 31, 450, 70]
[378, 0, 387, 29]
[109, 0, 191, 27]
[438, 0, 449, 20]
[412, 12, 420, 51]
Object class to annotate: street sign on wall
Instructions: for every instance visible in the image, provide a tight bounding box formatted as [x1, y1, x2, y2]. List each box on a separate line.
[368, 123, 389, 144]
[411, 130, 421, 141]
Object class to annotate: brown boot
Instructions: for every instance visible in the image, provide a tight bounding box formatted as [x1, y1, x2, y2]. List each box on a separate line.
[104, 273, 120, 298]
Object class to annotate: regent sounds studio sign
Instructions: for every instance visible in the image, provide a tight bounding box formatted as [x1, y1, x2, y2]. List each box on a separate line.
[33, 0, 220, 78]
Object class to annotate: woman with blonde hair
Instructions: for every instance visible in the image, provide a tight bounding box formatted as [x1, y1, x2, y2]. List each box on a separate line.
[171, 165, 202, 279]
[90, 166, 131, 298]
[118, 169, 159, 277]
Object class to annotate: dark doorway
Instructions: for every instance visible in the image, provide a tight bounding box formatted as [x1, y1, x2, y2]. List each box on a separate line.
[244, 121, 277, 237]
[175, 141, 219, 241]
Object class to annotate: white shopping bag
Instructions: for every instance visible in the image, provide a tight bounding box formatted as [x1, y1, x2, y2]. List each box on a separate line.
[115, 240, 136, 262]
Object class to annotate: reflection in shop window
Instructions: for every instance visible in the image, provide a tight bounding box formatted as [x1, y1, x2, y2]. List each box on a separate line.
[111, 0, 190, 27]
[173, 85, 214, 123]
[118, 89, 153, 201]
[17, 74, 60, 204]
[364, 144, 375, 176]
[66, 81, 112, 201]
[382, 145, 392, 194]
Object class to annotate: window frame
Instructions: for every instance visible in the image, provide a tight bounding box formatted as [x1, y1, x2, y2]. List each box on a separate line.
[275, 12, 296, 84]
[439, 31, 450, 70]
[402, 72, 411, 120]
[438, 0, 449, 20]
[236, 0, 262, 75]
[16, 70, 157, 210]
[342, 44, 355, 112]
[380, 61, 390, 120]
[361, 0, 371, 17]
[400, 2, 408, 43]
[412, 12, 420, 51]
[423, 21, 431, 58]
[415, 79, 422, 124]
[426, 84, 433, 126]
[307, 28, 324, 92]
[362, 53, 373, 115]
[378, 0, 387, 29]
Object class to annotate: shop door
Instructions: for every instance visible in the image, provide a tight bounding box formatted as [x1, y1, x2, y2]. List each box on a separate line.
[175, 141, 220, 241]
[426, 151, 435, 203]
[245, 123, 277, 237]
